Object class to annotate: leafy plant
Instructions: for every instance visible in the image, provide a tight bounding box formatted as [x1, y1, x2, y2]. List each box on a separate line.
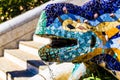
[0, 0, 49, 23]
[83, 74, 101, 80]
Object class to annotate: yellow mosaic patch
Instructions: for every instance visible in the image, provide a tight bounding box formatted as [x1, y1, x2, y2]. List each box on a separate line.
[62, 19, 120, 37]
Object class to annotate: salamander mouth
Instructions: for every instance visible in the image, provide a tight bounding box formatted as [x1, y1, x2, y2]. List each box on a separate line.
[37, 34, 78, 48]
[50, 37, 77, 48]
[38, 33, 96, 48]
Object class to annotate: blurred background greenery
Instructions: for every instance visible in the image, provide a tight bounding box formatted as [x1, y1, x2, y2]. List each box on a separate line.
[0, 0, 49, 23]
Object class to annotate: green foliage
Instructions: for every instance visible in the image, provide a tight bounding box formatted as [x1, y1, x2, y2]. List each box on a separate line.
[0, 0, 48, 23]
[83, 74, 101, 80]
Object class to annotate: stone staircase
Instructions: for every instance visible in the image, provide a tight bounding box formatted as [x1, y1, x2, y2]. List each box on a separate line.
[0, 35, 49, 80]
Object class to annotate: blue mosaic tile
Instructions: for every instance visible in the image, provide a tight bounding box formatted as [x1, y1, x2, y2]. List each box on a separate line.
[51, 10, 120, 27]
[44, 0, 120, 27]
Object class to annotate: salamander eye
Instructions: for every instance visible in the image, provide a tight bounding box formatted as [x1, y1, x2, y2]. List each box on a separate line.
[67, 24, 75, 29]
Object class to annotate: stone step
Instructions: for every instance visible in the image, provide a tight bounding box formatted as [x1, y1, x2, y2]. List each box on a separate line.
[29, 63, 75, 80]
[29, 74, 45, 80]
[19, 41, 45, 56]
[0, 57, 35, 80]
[4, 49, 47, 74]
[0, 77, 4, 80]
[33, 35, 51, 44]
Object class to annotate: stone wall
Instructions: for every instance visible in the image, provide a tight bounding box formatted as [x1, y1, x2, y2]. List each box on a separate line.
[0, 18, 39, 56]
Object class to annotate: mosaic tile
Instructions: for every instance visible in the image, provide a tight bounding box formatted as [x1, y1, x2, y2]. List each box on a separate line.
[35, 1, 120, 79]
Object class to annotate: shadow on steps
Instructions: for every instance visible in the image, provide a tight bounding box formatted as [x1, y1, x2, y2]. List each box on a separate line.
[6, 60, 50, 80]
